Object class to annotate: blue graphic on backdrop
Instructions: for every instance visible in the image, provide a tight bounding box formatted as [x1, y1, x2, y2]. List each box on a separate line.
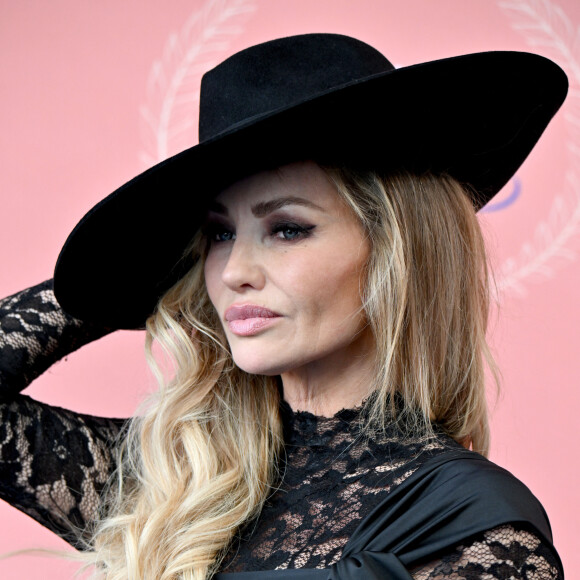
[480, 177, 521, 213]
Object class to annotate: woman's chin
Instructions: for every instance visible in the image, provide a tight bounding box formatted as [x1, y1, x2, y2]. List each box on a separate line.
[230, 352, 288, 377]
[233, 361, 283, 376]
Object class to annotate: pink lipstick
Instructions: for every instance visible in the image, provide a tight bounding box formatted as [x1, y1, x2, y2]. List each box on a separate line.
[224, 304, 281, 336]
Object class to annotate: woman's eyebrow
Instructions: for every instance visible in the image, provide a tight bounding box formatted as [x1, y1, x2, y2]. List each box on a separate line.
[251, 196, 323, 217]
[208, 201, 229, 215]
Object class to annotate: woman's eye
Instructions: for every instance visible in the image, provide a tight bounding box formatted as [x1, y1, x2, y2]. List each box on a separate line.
[215, 229, 235, 242]
[205, 225, 235, 243]
[272, 223, 314, 241]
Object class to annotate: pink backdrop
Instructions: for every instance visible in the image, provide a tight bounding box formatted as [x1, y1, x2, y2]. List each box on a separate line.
[1, 1, 578, 577]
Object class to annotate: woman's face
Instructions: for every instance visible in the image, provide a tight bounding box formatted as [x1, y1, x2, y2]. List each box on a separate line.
[204, 161, 372, 378]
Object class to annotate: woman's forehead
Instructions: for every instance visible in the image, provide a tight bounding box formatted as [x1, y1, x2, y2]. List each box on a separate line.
[213, 161, 337, 209]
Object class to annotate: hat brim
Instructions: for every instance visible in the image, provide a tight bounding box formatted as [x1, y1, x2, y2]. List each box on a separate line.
[54, 51, 568, 328]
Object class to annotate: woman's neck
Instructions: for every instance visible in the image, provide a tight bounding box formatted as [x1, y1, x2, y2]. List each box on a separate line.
[280, 330, 376, 417]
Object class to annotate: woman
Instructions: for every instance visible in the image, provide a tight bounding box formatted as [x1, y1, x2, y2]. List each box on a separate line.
[0, 34, 567, 578]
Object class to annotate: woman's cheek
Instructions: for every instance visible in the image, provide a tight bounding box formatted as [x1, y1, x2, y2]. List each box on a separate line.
[204, 255, 223, 307]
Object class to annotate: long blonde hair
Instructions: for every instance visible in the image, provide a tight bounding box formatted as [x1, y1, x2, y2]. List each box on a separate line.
[84, 167, 497, 579]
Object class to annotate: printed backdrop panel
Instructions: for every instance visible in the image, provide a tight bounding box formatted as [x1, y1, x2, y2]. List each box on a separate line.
[1, 1, 578, 577]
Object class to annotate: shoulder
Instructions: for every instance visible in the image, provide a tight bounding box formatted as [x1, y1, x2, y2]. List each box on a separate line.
[343, 443, 556, 567]
[417, 446, 553, 540]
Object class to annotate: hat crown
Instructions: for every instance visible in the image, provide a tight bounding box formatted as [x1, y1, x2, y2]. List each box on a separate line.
[199, 33, 394, 141]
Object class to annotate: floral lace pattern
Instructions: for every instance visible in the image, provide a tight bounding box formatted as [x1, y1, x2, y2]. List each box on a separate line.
[411, 526, 562, 579]
[221, 408, 563, 578]
[0, 282, 563, 577]
[0, 281, 123, 546]
[222, 406, 449, 571]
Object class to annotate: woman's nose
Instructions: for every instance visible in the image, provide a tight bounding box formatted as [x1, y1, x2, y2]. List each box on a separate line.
[220, 237, 266, 291]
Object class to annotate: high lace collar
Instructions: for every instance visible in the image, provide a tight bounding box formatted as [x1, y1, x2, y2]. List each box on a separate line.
[279, 399, 364, 447]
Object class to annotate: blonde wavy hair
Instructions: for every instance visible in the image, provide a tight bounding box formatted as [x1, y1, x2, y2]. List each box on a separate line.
[83, 167, 497, 579]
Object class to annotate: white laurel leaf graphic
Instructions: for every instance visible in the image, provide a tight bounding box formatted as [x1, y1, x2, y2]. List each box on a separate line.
[140, 0, 256, 167]
[496, 0, 580, 296]
[499, 0, 580, 79]
[498, 171, 580, 294]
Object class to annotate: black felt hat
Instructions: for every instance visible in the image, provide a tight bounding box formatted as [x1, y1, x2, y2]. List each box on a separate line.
[54, 33, 568, 329]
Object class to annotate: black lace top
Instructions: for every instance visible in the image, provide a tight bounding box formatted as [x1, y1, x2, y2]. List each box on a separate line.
[0, 281, 564, 578]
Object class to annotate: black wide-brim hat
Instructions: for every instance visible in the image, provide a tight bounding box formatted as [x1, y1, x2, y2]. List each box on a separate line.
[54, 33, 568, 329]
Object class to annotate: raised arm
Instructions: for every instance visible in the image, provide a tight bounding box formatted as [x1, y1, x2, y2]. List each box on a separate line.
[0, 280, 126, 548]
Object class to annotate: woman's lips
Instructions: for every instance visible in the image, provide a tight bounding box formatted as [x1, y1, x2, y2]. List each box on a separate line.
[224, 304, 282, 336]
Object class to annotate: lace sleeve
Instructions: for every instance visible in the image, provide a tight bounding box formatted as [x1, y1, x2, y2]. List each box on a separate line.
[0, 280, 126, 548]
[0, 279, 113, 394]
[410, 524, 563, 579]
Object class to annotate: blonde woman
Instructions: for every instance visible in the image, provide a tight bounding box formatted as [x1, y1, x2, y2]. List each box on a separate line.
[0, 34, 567, 579]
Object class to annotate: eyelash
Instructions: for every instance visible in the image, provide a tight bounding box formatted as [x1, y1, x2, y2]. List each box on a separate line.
[271, 222, 315, 241]
[206, 222, 315, 243]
